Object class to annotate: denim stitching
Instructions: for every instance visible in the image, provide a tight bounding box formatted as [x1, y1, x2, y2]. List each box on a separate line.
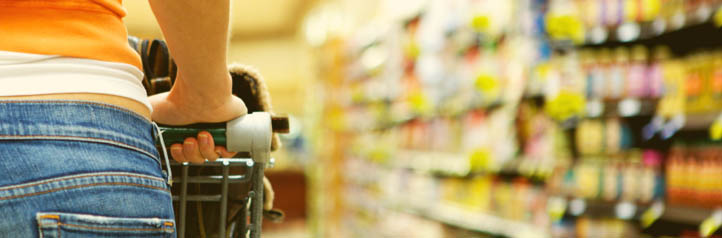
[0, 135, 158, 163]
[0, 182, 169, 201]
[58, 222, 174, 233]
[0, 172, 164, 192]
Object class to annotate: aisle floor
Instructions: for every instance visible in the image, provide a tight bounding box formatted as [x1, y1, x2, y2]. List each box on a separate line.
[263, 220, 309, 238]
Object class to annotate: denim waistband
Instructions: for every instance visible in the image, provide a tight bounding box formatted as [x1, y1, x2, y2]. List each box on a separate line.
[0, 100, 159, 163]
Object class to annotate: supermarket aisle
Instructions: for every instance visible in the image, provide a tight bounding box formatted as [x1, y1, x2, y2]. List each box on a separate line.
[264, 220, 310, 238]
[122, 0, 722, 237]
[302, 0, 722, 237]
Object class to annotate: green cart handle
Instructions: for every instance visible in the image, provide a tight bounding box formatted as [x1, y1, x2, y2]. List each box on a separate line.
[156, 126, 229, 148]
[154, 112, 289, 163]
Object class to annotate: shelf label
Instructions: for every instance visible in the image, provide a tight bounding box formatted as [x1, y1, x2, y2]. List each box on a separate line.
[710, 114, 722, 140]
[715, 6, 722, 27]
[471, 15, 491, 33]
[547, 196, 567, 222]
[546, 14, 585, 43]
[568, 198, 586, 216]
[545, 91, 585, 121]
[586, 99, 604, 117]
[469, 148, 492, 172]
[640, 201, 665, 228]
[700, 209, 722, 237]
[615, 201, 637, 220]
[618, 98, 641, 117]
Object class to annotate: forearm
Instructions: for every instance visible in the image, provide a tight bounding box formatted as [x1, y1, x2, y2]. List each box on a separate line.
[148, 0, 232, 104]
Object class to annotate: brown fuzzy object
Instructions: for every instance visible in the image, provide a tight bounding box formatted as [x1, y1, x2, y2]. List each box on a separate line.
[227, 64, 282, 152]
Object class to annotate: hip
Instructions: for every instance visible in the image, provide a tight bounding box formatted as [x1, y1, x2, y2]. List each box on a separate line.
[0, 93, 151, 120]
[0, 100, 174, 237]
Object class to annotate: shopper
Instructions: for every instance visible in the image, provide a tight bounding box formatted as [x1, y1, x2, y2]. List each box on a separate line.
[0, 0, 241, 236]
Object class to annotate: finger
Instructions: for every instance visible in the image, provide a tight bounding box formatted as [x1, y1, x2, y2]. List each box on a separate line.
[263, 176, 274, 210]
[198, 131, 218, 162]
[214, 146, 237, 158]
[170, 144, 186, 163]
[182, 138, 205, 164]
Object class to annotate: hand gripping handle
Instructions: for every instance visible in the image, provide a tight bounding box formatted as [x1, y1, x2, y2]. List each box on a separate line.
[156, 112, 289, 163]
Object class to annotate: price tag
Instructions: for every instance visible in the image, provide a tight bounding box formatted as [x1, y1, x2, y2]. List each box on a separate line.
[615, 201, 637, 220]
[589, 26, 608, 44]
[710, 115, 722, 140]
[642, 0, 662, 21]
[715, 6, 722, 27]
[618, 98, 641, 117]
[700, 209, 722, 237]
[471, 15, 491, 33]
[545, 91, 586, 121]
[475, 74, 499, 94]
[547, 196, 567, 222]
[469, 148, 492, 172]
[408, 90, 431, 115]
[617, 22, 641, 42]
[404, 41, 420, 59]
[586, 99, 604, 117]
[546, 14, 585, 43]
[568, 198, 586, 216]
[640, 201, 665, 228]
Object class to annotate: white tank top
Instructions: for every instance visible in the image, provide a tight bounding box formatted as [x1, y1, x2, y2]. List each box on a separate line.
[0, 50, 151, 111]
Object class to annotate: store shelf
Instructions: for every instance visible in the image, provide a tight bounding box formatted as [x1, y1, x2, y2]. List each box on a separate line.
[682, 112, 720, 131]
[394, 150, 471, 176]
[584, 98, 659, 119]
[388, 201, 549, 238]
[561, 199, 719, 228]
[563, 199, 653, 220]
[373, 101, 505, 132]
[391, 150, 549, 183]
[659, 205, 717, 224]
[553, 4, 721, 49]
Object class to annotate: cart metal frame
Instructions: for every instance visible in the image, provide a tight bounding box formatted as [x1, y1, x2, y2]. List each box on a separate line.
[170, 158, 268, 238]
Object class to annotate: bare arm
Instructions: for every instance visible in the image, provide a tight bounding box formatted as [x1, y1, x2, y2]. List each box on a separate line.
[147, 0, 245, 163]
[149, 0, 230, 99]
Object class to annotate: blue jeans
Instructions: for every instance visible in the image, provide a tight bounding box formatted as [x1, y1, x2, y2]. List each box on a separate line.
[0, 101, 176, 237]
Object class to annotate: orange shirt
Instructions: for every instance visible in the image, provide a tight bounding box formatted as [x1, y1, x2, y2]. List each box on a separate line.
[0, 0, 142, 70]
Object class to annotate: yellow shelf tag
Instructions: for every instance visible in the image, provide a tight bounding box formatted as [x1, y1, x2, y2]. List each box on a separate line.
[474, 74, 499, 93]
[640, 201, 665, 228]
[546, 14, 585, 43]
[700, 210, 722, 237]
[471, 15, 491, 33]
[469, 148, 492, 172]
[714, 6, 722, 27]
[408, 89, 431, 115]
[710, 117, 722, 140]
[547, 196, 567, 222]
[545, 91, 586, 121]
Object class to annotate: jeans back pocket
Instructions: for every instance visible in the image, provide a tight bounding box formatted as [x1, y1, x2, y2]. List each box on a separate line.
[36, 212, 175, 238]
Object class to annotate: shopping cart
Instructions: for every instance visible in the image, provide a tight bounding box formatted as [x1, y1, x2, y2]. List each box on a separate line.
[129, 36, 288, 238]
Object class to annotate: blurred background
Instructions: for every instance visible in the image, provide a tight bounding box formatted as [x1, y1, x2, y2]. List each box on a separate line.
[125, 0, 722, 237]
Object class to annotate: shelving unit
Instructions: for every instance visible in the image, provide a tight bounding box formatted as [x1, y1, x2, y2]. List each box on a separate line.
[305, 0, 722, 237]
[390, 202, 549, 238]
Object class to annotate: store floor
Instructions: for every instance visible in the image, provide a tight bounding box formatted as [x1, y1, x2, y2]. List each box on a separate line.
[263, 220, 309, 238]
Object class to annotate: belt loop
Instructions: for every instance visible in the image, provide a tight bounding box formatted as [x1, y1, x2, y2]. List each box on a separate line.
[152, 122, 173, 186]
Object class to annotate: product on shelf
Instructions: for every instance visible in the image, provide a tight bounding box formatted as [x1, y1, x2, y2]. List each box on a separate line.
[666, 145, 722, 207]
[309, 0, 722, 237]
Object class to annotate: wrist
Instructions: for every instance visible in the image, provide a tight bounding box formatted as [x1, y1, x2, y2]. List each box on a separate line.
[167, 80, 231, 115]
